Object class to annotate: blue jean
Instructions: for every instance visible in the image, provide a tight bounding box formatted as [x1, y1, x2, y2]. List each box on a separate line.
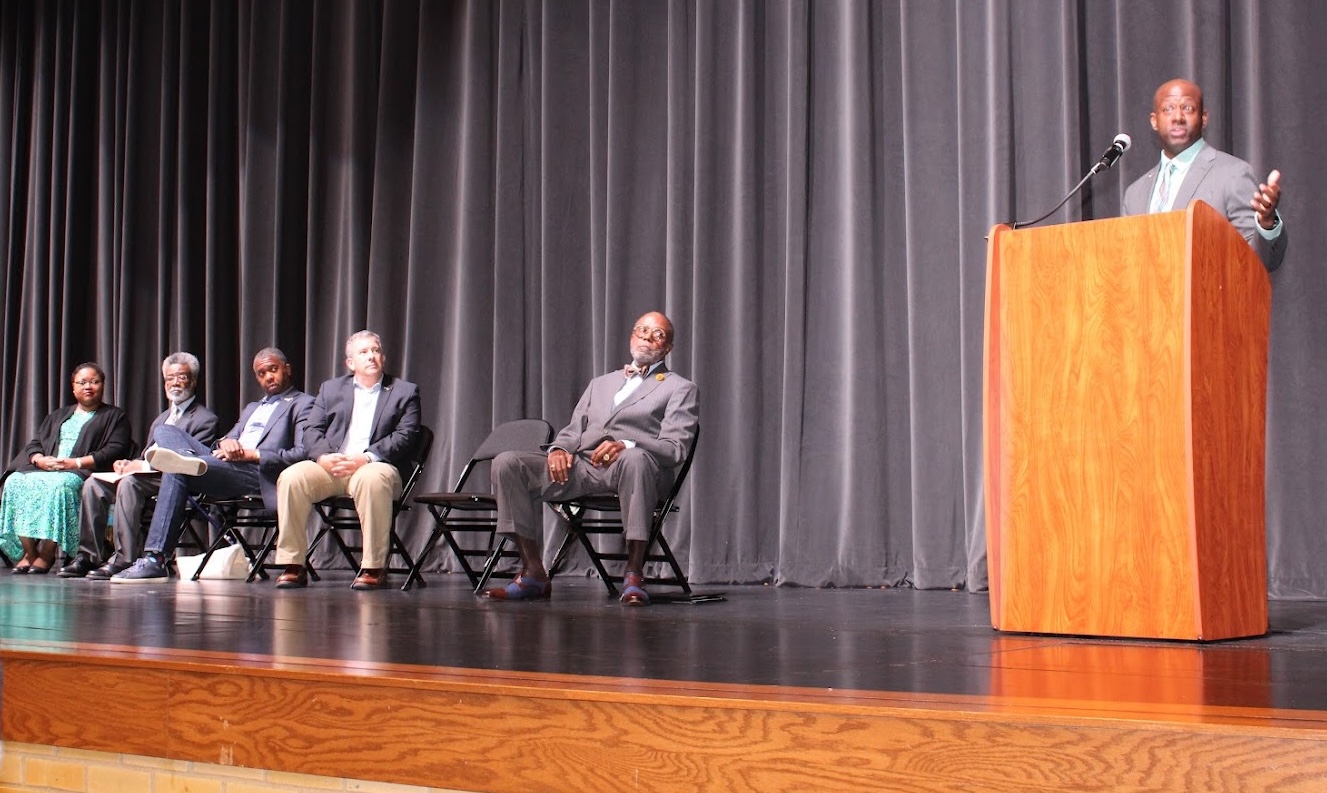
[145, 425, 261, 555]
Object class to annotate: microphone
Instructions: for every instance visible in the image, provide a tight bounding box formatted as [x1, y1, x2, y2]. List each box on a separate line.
[1007, 133, 1133, 229]
[1089, 133, 1132, 175]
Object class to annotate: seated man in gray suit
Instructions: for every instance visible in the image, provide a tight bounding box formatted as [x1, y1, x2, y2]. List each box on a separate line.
[272, 330, 422, 591]
[485, 311, 699, 606]
[1123, 78, 1287, 271]
[63, 352, 220, 579]
[110, 348, 315, 583]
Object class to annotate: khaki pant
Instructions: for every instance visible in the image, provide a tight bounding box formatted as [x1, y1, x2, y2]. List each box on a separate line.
[274, 460, 402, 569]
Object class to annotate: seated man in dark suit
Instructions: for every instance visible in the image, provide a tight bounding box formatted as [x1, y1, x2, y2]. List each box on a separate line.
[485, 311, 699, 606]
[272, 330, 422, 590]
[110, 348, 315, 583]
[64, 352, 220, 579]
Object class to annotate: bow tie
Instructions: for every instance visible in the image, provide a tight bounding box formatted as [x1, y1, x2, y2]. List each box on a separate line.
[624, 364, 649, 379]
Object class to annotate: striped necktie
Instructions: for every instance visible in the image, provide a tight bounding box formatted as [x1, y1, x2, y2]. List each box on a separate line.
[1152, 162, 1177, 213]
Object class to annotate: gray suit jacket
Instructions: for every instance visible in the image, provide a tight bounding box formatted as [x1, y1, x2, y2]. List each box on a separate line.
[224, 388, 315, 509]
[1122, 143, 1288, 272]
[550, 364, 699, 471]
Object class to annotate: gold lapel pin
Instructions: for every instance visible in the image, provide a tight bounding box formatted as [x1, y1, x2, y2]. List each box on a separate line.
[655, 373, 665, 381]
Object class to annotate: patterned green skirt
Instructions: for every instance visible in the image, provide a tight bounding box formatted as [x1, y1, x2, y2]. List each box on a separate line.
[0, 471, 84, 559]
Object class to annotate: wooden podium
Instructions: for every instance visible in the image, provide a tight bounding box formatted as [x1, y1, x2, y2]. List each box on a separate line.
[983, 201, 1270, 641]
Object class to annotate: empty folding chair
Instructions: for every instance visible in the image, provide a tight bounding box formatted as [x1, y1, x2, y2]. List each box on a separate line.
[411, 419, 554, 592]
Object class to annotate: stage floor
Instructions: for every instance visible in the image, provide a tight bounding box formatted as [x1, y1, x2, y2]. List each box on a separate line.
[4, 571, 1327, 715]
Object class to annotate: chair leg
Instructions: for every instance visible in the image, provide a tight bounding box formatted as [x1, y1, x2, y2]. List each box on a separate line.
[404, 527, 443, 590]
[309, 525, 361, 571]
[649, 532, 692, 595]
[474, 536, 515, 594]
[578, 532, 619, 595]
[547, 530, 576, 578]
[390, 530, 421, 591]
[245, 528, 279, 582]
[549, 518, 618, 596]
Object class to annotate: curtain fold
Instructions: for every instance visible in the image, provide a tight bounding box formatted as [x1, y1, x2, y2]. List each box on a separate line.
[4, 0, 1326, 595]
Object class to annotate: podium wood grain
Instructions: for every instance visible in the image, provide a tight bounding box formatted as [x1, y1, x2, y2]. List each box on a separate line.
[984, 201, 1269, 640]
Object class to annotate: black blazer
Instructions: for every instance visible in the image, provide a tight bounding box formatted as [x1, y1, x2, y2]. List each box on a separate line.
[8, 404, 135, 477]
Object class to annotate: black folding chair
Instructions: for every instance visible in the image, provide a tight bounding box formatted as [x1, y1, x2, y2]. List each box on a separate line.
[189, 494, 296, 582]
[548, 427, 711, 601]
[309, 426, 434, 589]
[140, 494, 211, 561]
[411, 419, 554, 592]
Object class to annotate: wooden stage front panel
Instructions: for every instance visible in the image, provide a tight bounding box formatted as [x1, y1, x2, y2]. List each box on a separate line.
[5, 642, 1327, 792]
[5, 578, 1327, 791]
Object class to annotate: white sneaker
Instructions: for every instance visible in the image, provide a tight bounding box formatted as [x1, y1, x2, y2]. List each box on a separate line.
[145, 447, 208, 477]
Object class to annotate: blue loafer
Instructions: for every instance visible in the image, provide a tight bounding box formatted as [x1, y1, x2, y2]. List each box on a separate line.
[483, 574, 552, 601]
[620, 570, 650, 606]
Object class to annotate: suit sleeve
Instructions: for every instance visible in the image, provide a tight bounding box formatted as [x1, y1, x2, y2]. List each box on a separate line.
[1219, 159, 1287, 272]
[10, 410, 66, 470]
[548, 383, 597, 452]
[260, 393, 316, 477]
[366, 384, 423, 467]
[629, 380, 699, 468]
[188, 410, 221, 448]
[1121, 175, 1147, 217]
[1261, 224, 1288, 273]
[1218, 159, 1261, 245]
[83, 408, 134, 470]
[302, 383, 335, 459]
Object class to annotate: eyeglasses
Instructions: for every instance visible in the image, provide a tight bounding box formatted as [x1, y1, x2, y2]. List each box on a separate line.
[164, 373, 195, 383]
[73, 379, 103, 387]
[632, 325, 668, 343]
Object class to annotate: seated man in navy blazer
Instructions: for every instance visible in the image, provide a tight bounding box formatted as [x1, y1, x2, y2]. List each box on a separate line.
[65, 352, 220, 579]
[272, 330, 422, 590]
[108, 348, 315, 583]
[485, 311, 699, 606]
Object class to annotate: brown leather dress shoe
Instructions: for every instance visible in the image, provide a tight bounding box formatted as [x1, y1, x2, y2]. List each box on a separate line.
[275, 564, 308, 589]
[351, 568, 387, 590]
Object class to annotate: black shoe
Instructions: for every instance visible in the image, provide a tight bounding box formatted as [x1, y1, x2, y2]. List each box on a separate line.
[86, 562, 129, 581]
[57, 556, 100, 578]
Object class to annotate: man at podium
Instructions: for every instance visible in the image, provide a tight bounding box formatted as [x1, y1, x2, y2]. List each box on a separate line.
[1123, 78, 1287, 272]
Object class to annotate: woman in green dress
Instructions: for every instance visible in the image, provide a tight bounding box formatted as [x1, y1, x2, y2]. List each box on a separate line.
[1, 363, 133, 572]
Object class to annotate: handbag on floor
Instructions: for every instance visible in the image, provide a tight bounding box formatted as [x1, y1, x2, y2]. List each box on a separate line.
[174, 543, 248, 580]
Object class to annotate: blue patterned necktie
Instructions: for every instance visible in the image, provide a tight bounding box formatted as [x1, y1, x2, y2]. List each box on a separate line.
[1152, 162, 1176, 213]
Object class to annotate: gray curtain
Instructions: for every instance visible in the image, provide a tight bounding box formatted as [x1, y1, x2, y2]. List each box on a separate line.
[3, 0, 1324, 595]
